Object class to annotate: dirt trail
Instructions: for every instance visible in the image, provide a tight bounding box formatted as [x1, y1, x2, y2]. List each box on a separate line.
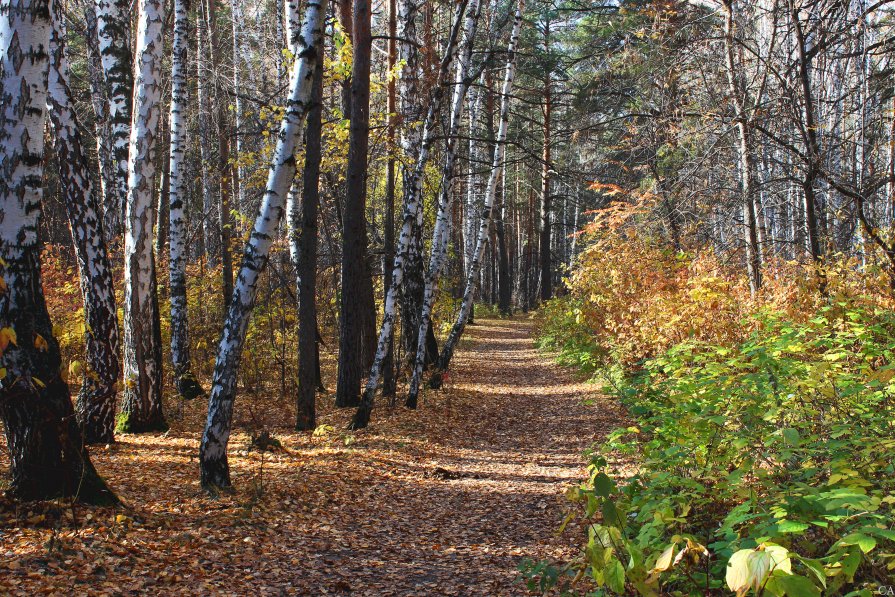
[0, 317, 626, 595]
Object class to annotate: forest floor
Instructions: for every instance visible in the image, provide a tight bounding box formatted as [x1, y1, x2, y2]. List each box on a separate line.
[0, 316, 628, 595]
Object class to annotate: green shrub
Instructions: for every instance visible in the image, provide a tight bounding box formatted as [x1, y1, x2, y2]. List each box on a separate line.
[528, 305, 895, 595]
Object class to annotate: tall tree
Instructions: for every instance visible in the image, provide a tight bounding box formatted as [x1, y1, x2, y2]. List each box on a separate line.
[168, 0, 204, 400]
[47, 0, 121, 443]
[94, 0, 133, 235]
[120, 0, 168, 433]
[350, 0, 471, 428]
[433, 0, 524, 382]
[407, 0, 482, 408]
[297, 41, 326, 431]
[200, 0, 329, 491]
[0, 0, 115, 503]
[721, 0, 762, 294]
[335, 0, 375, 407]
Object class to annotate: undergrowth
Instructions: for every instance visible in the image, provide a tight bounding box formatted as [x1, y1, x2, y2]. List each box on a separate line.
[527, 221, 895, 596]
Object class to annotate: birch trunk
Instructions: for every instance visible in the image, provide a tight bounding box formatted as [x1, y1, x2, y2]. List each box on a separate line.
[168, 0, 204, 400]
[406, 0, 482, 408]
[94, 0, 133, 236]
[47, 0, 121, 444]
[349, 0, 471, 428]
[0, 0, 115, 503]
[722, 0, 762, 294]
[120, 0, 167, 433]
[431, 0, 524, 383]
[83, 6, 117, 215]
[200, 0, 328, 490]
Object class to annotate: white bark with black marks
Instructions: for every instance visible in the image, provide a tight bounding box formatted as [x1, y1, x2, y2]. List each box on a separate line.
[168, 0, 203, 400]
[47, 0, 121, 444]
[434, 0, 524, 379]
[351, 0, 471, 427]
[121, 0, 167, 433]
[407, 0, 482, 407]
[199, 0, 329, 491]
[94, 0, 132, 235]
[0, 0, 115, 503]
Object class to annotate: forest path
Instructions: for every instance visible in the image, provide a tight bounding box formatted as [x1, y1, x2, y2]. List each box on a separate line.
[278, 315, 625, 595]
[0, 316, 628, 596]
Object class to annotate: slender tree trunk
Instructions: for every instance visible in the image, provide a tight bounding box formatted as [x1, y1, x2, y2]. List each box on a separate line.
[431, 0, 524, 384]
[120, 0, 168, 433]
[297, 16, 326, 431]
[335, 0, 375, 408]
[169, 0, 204, 400]
[196, 3, 219, 264]
[791, 2, 822, 262]
[407, 0, 481, 408]
[199, 0, 328, 491]
[83, 7, 117, 218]
[0, 0, 116, 504]
[94, 0, 133, 236]
[496, 167, 511, 314]
[47, 1, 121, 444]
[722, 0, 762, 294]
[206, 0, 235, 307]
[381, 0, 398, 399]
[350, 1, 470, 428]
[539, 18, 553, 302]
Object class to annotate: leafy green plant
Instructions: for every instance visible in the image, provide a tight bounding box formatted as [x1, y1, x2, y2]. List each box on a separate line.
[533, 305, 895, 595]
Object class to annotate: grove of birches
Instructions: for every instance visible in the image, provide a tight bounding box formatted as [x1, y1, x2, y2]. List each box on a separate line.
[2, 0, 895, 593]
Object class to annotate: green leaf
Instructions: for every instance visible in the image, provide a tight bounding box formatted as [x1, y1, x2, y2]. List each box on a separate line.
[782, 428, 800, 445]
[602, 499, 624, 528]
[839, 533, 876, 554]
[765, 572, 821, 597]
[594, 472, 616, 498]
[776, 520, 810, 534]
[605, 558, 626, 594]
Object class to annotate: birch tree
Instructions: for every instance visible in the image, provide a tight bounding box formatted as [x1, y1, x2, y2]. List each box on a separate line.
[168, 0, 204, 400]
[0, 0, 115, 503]
[120, 0, 167, 433]
[47, 0, 121, 443]
[94, 0, 133, 235]
[200, 0, 329, 491]
[406, 0, 482, 408]
[431, 0, 524, 384]
[349, 0, 471, 429]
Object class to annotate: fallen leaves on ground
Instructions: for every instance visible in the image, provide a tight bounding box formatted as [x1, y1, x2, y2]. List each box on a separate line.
[0, 317, 628, 595]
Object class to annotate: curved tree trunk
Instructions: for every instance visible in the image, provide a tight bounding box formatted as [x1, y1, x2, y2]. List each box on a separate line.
[349, 0, 470, 428]
[406, 0, 482, 408]
[431, 0, 524, 384]
[0, 0, 116, 504]
[47, 0, 121, 444]
[199, 0, 329, 491]
[120, 0, 168, 433]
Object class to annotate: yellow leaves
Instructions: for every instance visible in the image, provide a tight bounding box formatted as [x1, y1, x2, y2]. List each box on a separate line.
[0, 326, 17, 352]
